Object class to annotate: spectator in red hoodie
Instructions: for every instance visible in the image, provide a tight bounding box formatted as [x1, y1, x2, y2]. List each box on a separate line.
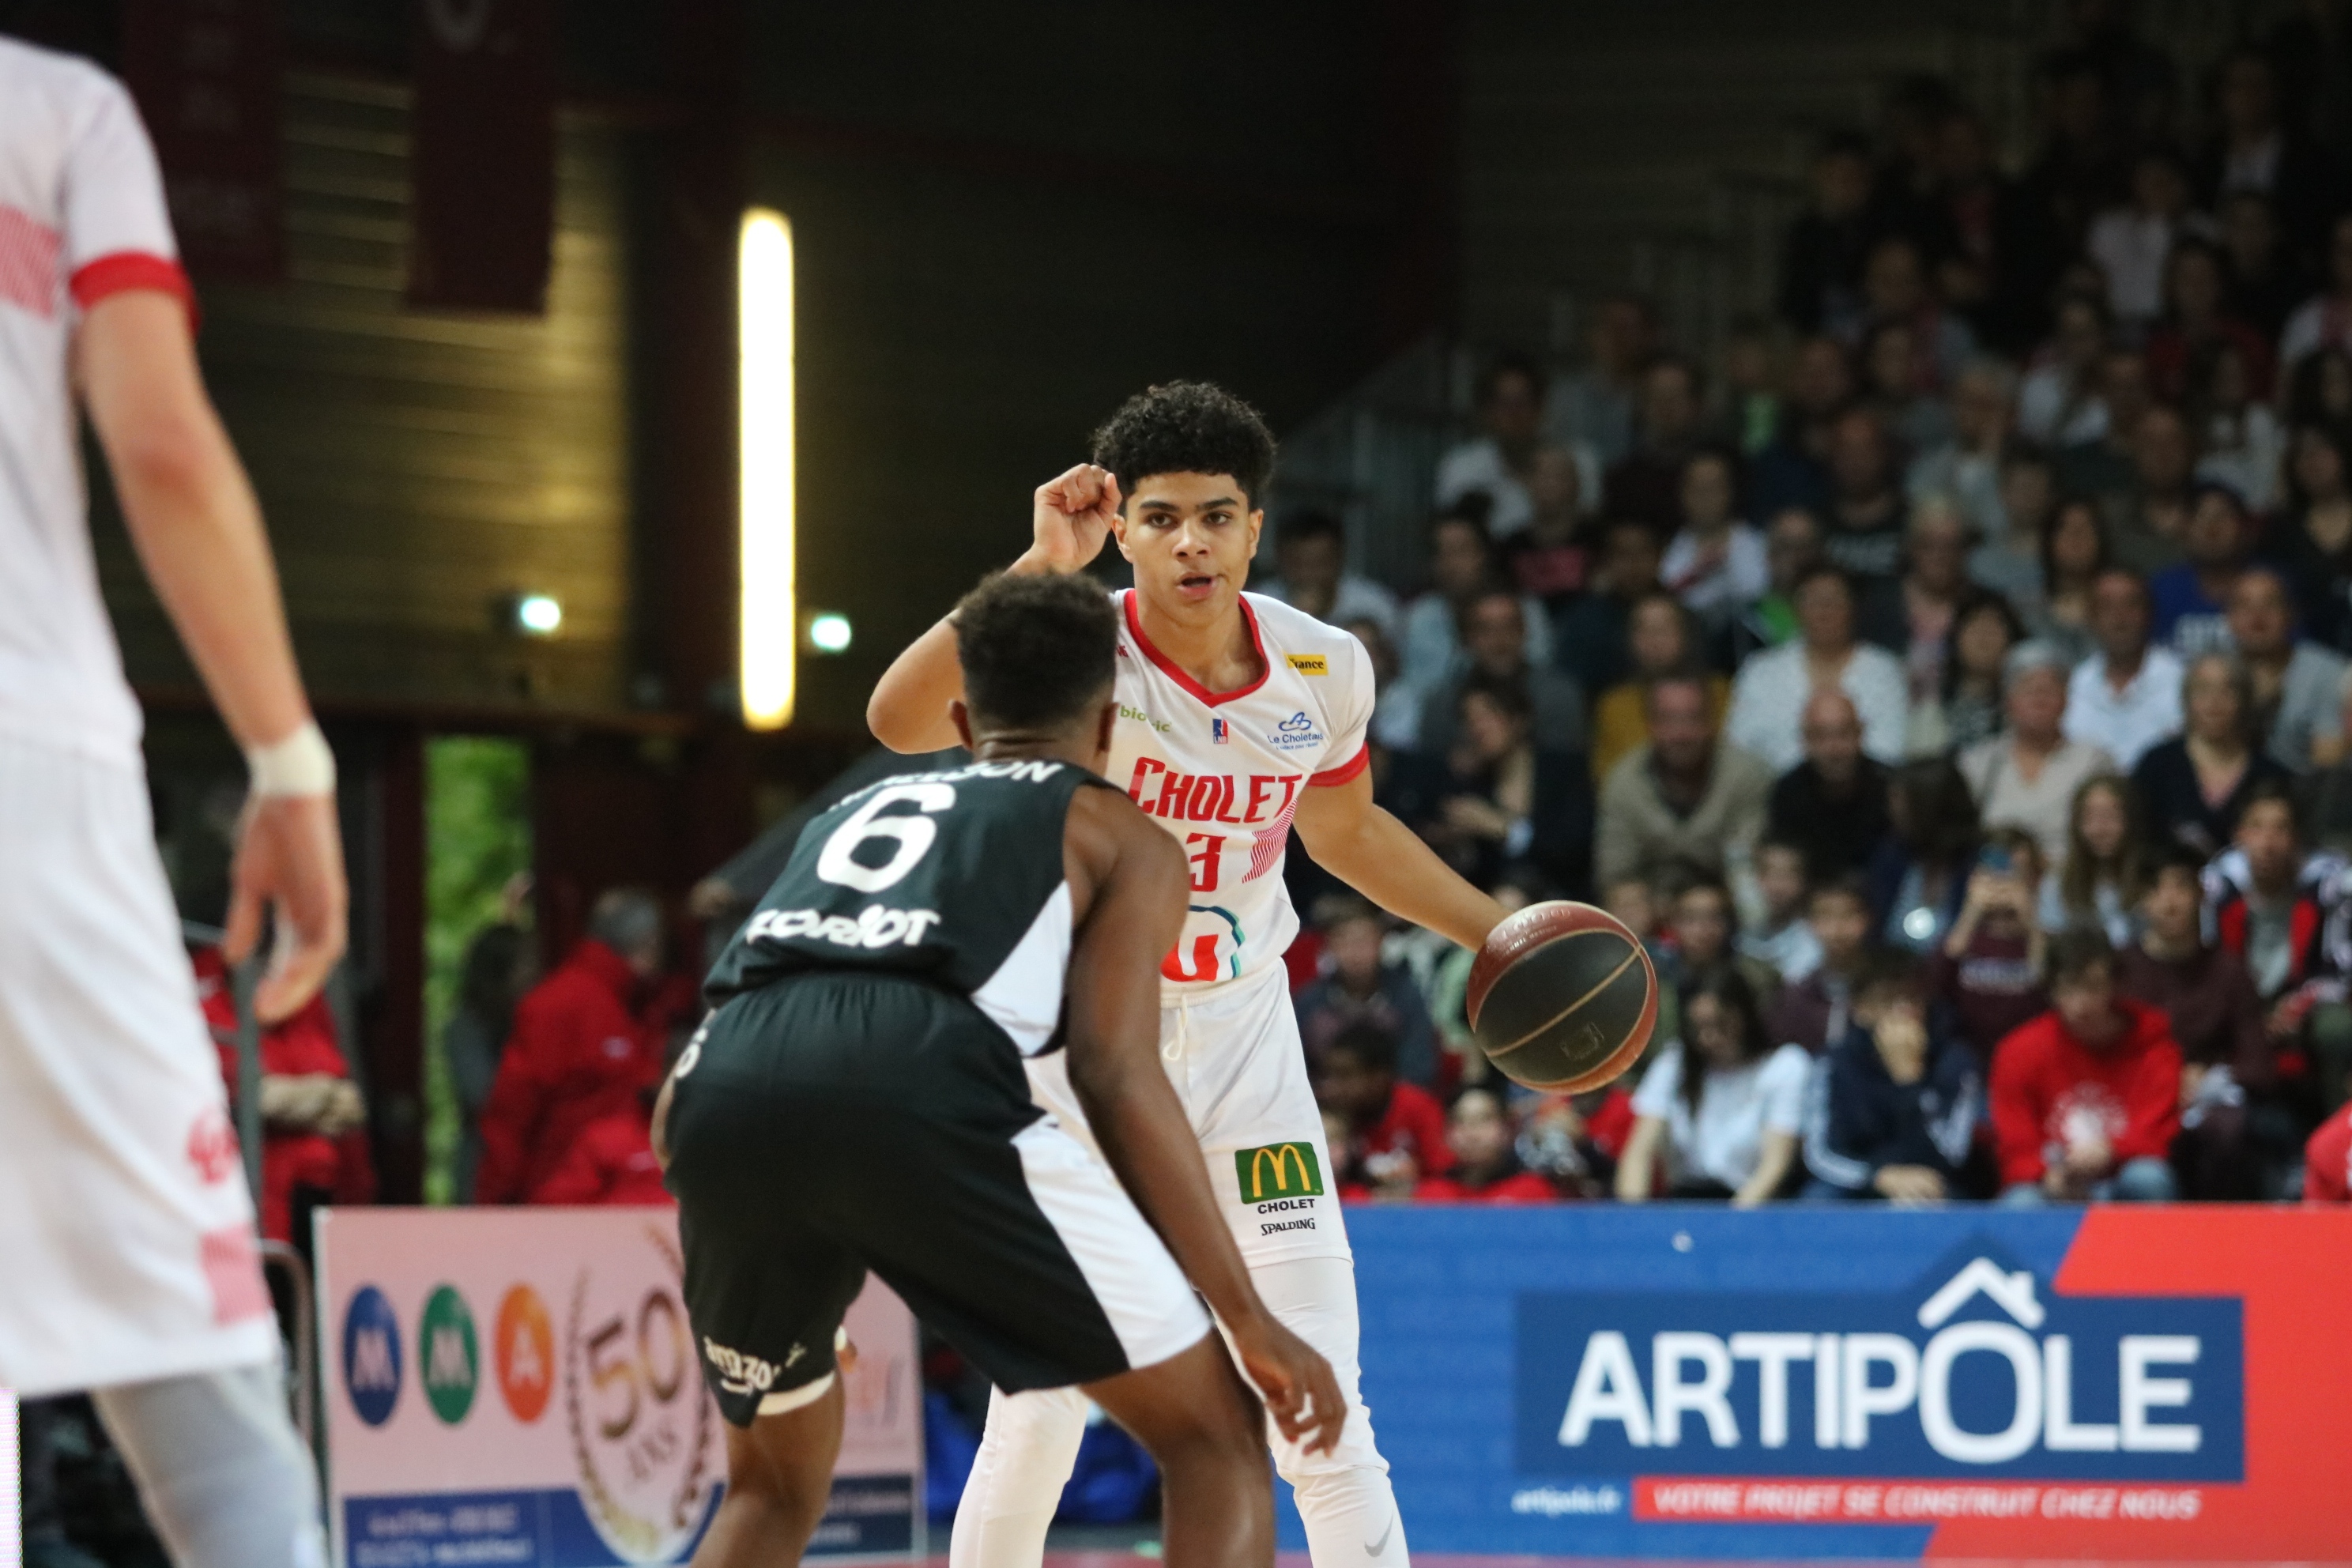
[194, 945, 375, 1246]
[1415, 1087, 1559, 1203]
[1316, 1020, 1453, 1200]
[475, 888, 669, 1205]
[1992, 930, 2184, 1204]
[533, 1107, 673, 1206]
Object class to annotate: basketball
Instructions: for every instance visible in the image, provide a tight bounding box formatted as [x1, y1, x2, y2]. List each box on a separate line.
[1464, 901, 1658, 1094]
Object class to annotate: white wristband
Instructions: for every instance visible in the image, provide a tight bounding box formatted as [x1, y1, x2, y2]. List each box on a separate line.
[246, 721, 337, 797]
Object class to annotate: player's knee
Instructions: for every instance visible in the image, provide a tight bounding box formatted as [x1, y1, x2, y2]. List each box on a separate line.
[1155, 1365, 1265, 1479]
[979, 1385, 1089, 1469]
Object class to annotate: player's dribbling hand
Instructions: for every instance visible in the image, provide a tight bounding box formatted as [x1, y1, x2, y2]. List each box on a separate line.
[226, 792, 350, 1023]
[1025, 463, 1120, 573]
[1231, 1312, 1347, 1456]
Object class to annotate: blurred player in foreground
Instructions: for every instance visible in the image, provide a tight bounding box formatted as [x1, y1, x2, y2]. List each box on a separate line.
[0, 36, 345, 1568]
[663, 572, 1342, 1565]
[872, 383, 1509, 1568]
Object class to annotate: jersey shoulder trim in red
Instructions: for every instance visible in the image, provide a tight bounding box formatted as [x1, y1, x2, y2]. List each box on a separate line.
[1308, 741, 1370, 788]
[70, 251, 196, 322]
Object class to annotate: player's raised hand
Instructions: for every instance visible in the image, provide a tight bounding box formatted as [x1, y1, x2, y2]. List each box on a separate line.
[224, 792, 349, 1023]
[1027, 463, 1120, 573]
[1229, 1311, 1348, 1456]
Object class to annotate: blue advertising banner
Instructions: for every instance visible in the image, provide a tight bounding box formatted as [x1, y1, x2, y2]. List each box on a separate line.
[1335, 1204, 2350, 1559]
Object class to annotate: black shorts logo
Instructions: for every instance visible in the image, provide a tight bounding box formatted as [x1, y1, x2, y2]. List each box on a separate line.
[1234, 1142, 1324, 1202]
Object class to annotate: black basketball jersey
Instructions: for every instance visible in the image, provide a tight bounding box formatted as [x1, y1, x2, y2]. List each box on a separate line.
[705, 758, 1113, 1057]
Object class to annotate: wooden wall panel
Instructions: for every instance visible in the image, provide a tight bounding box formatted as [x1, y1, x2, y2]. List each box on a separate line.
[98, 70, 638, 714]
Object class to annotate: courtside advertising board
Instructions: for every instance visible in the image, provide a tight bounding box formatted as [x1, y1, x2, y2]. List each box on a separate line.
[317, 1208, 921, 1566]
[1345, 1204, 2352, 1559]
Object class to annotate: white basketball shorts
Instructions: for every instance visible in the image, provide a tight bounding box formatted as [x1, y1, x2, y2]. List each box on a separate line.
[0, 733, 277, 1396]
[1025, 959, 1351, 1268]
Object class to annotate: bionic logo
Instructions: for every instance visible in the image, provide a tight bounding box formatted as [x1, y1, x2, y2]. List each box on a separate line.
[1517, 1247, 2242, 1482]
[1120, 703, 1170, 734]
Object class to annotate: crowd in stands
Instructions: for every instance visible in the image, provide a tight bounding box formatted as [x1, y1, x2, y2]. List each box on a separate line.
[1273, 11, 2352, 1206]
[390, 11, 2352, 1216]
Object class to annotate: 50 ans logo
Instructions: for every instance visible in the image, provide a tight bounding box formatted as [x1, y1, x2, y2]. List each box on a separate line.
[565, 1227, 718, 1562]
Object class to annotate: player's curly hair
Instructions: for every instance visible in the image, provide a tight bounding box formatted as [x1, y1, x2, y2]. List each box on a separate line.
[1090, 381, 1276, 509]
[952, 570, 1120, 732]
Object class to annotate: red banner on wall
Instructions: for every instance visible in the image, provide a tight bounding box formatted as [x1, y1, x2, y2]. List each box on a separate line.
[122, 0, 285, 282]
[408, 0, 555, 313]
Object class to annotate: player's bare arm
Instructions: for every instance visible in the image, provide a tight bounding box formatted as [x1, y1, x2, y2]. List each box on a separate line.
[867, 464, 1121, 752]
[77, 291, 346, 1020]
[1061, 785, 1345, 1455]
[1295, 767, 1508, 952]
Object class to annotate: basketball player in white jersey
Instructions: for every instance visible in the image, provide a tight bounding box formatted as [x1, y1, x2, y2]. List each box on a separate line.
[0, 37, 344, 1568]
[871, 382, 1508, 1567]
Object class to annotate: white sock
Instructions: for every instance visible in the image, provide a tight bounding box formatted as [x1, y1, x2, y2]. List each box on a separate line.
[948, 1382, 1088, 1568]
[951, 1256, 1408, 1568]
[1237, 1254, 1408, 1568]
[94, 1363, 326, 1568]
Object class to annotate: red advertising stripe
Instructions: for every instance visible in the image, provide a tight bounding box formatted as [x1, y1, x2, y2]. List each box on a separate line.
[1637, 1476, 2215, 1528]
[1926, 1207, 2352, 1561]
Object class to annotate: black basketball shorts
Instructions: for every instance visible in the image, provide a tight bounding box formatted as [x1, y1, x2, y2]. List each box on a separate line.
[663, 971, 1210, 1427]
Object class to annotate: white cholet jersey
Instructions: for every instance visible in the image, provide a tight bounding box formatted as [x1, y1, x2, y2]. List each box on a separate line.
[0, 38, 194, 767]
[1106, 588, 1374, 995]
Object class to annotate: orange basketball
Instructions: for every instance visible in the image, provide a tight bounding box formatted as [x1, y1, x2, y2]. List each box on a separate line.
[1465, 901, 1657, 1093]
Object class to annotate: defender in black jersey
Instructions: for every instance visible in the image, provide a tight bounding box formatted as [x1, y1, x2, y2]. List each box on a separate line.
[661, 572, 1343, 1567]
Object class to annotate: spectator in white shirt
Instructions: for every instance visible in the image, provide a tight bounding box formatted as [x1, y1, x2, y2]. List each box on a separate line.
[1617, 969, 1808, 1205]
[1958, 641, 2118, 865]
[1436, 352, 1596, 538]
[2087, 146, 2197, 328]
[1660, 447, 1767, 629]
[2064, 567, 2186, 768]
[1726, 565, 1909, 771]
[1252, 509, 1400, 640]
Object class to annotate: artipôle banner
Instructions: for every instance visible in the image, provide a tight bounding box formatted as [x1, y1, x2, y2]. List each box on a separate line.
[315, 1208, 922, 1565]
[121, 0, 285, 281]
[1344, 1204, 2352, 1559]
[407, 0, 554, 312]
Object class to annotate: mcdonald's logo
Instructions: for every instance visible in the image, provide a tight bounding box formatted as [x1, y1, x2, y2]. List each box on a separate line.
[1234, 1142, 1324, 1202]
